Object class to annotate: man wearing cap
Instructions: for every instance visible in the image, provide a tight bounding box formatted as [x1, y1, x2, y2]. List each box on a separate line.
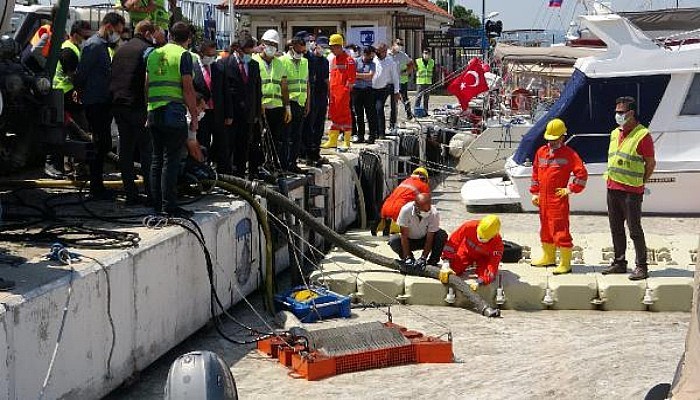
[389, 38, 414, 125]
[414, 48, 435, 114]
[375, 166, 430, 235]
[439, 215, 504, 291]
[280, 34, 309, 173]
[389, 193, 448, 270]
[253, 29, 291, 170]
[322, 33, 356, 150]
[302, 33, 330, 166]
[530, 118, 587, 275]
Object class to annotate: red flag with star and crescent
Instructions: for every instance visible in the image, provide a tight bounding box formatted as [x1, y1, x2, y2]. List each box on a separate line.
[447, 57, 489, 111]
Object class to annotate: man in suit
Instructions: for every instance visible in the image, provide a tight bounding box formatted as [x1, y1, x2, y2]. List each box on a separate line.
[192, 39, 217, 153]
[216, 36, 263, 178]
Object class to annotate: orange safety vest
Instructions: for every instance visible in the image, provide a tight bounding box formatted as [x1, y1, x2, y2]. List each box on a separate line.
[380, 175, 430, 220]
[30, 24, 53, 58]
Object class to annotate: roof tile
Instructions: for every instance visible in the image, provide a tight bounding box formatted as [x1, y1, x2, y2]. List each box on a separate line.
[225, 0, 451, 18]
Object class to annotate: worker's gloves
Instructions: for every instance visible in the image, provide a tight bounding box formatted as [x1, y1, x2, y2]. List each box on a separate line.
[439, 261, 455, 284]
[414, 257, 427, 270]
[284, 106, 292, 124]
[555, 188, 570, 198]
[466, 279, 480, 292]
[531, 195, 540, 207]
[402, 256, 415, 268]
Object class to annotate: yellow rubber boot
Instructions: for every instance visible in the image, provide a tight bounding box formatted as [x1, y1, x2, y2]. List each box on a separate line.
[531, 243, 556, 267]
[341, 131, 352, 149]
[552, 247, 573, 275]
[321, 130, 339, 149]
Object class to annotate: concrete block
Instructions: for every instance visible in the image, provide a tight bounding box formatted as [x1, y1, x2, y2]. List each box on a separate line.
[402, 275, 449, 306]
[597, 275, 647, 311]
[548, 274, 598, 310]
[309, 271, 357, 296]
[647, 277, 694, 312]
[498, 265, 548, 310]
[356, 272, 405, 305]
[0, 305, 8, 400]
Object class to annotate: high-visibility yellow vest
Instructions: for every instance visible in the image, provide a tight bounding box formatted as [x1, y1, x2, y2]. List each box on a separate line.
[606, 124, 650, 187]
[146, 43, 186, 111]
[116, 0, 149, 24]
[281, 53, 308, 106]
[116, 0, 167, 29]
[253, 53, 286, 108]
[53, 40, 80, 93]
[415, 58, 434, 85]
[400, 63, 408, 84]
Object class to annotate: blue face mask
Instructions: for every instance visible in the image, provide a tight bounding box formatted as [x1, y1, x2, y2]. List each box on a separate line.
[242, 54, 252, 64]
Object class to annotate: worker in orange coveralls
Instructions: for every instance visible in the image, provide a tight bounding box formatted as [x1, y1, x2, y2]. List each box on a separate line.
[321, 33, 356, 150]
[438, 215, 503, 291]
[374, 167, 430, 235]
[530, 118, 588, 275]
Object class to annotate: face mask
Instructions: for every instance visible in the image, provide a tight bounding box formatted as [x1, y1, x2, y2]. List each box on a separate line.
[348, 50, 357, 58]
[264, 45, 276, 57]
[307, 41, 315, 49]
[108, 31, 121, 44]
[418, 210, 430, 218]
[395, 45, 403, 52]
[477, 235, 489, 244]
[423, 54, 430, 60]
[201, 56, 216, 66]
[548, 140, 562, 150]
[615, 112, 628, 126]
[197, 111, 206, 121]
[242, 54, 252, 63]
[293, 50, 303, 60]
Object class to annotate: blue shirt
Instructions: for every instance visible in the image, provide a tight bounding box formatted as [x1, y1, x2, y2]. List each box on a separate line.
[75, 34, 112, 105]
[305, 51, 329, 94]
[353, 56, 375, 90]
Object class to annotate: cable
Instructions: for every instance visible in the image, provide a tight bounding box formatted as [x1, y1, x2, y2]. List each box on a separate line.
[81, 255, 116, 379]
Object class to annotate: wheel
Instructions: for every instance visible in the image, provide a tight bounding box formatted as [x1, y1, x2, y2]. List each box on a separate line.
[502, 240, 523, 263]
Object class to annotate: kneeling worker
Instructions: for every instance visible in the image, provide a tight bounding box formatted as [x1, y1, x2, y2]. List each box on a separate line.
[375, 167, 430, 235]
[439, 215, 503, 291]
[388, 193, 447, 268]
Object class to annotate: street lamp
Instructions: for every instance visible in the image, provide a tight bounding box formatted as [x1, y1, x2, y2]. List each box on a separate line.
[481, 2, 500, 60]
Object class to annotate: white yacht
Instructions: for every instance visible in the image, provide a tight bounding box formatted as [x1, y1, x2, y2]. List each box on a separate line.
[462, 13, 700, 214]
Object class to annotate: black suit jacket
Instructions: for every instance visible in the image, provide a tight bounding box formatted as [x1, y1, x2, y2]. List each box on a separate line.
[192, 60, 213, 104]
[218, 55, 262, 125]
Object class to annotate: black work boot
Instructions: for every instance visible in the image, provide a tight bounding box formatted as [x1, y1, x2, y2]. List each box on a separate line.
[601, 261, 627, 275]
[628, 266, 649, 281]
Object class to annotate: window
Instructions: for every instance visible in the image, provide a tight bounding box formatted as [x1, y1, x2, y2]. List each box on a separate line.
[680, 73, 700, 115]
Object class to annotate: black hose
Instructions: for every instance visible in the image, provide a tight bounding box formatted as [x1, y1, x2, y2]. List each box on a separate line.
[215, 174, 500, 318]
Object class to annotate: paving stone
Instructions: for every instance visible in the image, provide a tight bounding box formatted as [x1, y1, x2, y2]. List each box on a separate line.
[356, 271, 405, 305]
[646, 277, 694, 312]
[548, 273, 597, 310]
[597, 275, 647, 311]
[309, 271, 357, 295]
[402, 275, 449, 306]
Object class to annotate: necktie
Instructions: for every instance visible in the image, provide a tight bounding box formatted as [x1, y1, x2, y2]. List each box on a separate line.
[203, 65, 213, 108]
[239, 60, 248, 83]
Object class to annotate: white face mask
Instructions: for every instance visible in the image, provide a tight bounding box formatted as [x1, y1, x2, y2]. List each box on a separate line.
[108, 31, 121, 44]
[264, 45, 276, 57]
[395, 45, 403, 52]
[615, 112, 628, 126]
[423, 54, 430, 60]
[418, 210, 430, 218]
[348, 50, 357, 58]
[201, 56, 216, 66]
[197, 111, 206, 121]
[293, 50, 303, 60]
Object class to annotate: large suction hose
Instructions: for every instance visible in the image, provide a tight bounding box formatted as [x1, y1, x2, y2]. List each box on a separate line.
[215, 174, 500, 318]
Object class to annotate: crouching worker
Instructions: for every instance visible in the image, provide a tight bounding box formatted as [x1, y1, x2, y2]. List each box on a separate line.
[374, 167, 430, 235]
[530, 118, 587, 275]
[439, 215, 503, 291]
[388, 193, 448, 269]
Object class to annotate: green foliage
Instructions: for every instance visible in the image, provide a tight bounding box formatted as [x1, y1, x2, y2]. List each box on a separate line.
[434, 0, 481, 28]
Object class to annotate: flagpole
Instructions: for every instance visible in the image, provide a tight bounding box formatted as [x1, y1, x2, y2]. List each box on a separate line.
[481, 0, 486, 60]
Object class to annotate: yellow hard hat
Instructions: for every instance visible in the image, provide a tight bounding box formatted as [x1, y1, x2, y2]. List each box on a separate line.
[329, 33, 344, 46]
[477, 214, 501, 242]
[413, 167, 429, 179]
[544, 118, 567, 140]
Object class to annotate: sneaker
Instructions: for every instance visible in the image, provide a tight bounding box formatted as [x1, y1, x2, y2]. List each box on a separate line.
[166, 207, 194, 219]
[601, 261, 627, 275]
[0, 278, 16, 291]
[44, 164, 65, 180]
[628, 266, 649, 281]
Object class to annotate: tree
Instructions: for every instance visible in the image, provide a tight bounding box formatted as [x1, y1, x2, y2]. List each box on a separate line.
[435, 0, 481, 28]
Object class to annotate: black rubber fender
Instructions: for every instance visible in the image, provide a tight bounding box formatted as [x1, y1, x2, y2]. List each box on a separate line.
[502, 240, 523, 263]
[644, 383, 670, 400]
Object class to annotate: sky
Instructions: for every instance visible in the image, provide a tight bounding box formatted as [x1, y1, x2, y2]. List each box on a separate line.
[456, 0, 700, 30]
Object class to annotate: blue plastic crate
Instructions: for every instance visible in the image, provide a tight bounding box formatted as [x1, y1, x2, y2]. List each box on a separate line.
[274, 286, 352, 323]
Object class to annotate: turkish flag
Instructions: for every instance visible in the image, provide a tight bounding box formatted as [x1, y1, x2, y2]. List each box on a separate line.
[549, 0, 563, 7]
[447, 57, 489, 111]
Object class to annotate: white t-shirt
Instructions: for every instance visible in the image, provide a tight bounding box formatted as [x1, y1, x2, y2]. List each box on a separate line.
[396, 201, 440, 239]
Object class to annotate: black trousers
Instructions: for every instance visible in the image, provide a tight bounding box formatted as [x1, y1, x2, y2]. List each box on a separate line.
[374, 86, 392, 138]
[232, 120, 261, 178]
[196, 109, 215, 152]
[46, 90, 88, 171]
[113, 104, 152, 199]
[351, 88, 377, 140]
[149, 105, 188, 213]
[283, 102, 305, 170]
[302, 91, 328, 161]
[84, 103, 113, 194]
[389, 82, 412, 127]
[264, 107, 286, 169]
[607, 189, 647, 267]
[388, 228, 448, 264]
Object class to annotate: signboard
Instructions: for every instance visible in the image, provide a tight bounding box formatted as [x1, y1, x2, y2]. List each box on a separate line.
[204, 5, 216, 42]
[423, 31, 454, 48]
[396, 15, 425, 30]
[347, 26, 387, 47]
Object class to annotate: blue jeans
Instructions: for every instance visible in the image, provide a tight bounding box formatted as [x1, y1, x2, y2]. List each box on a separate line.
[148, 103, 188, 213]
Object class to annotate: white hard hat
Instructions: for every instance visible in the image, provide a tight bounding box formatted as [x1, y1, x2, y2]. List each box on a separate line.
[261, 29, 280, 45]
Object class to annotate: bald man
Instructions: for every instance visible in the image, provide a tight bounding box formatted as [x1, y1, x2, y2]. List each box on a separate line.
[388, 193, 448, 268]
